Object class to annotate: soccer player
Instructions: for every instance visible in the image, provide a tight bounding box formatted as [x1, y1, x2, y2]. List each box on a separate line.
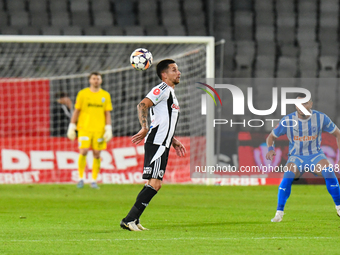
[67, 72, 113, 189]
[120, 59, 186, 231]
[266, 93, 340, 222]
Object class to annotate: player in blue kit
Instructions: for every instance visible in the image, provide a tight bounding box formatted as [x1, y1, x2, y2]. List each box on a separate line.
[266, 93, 340, 222]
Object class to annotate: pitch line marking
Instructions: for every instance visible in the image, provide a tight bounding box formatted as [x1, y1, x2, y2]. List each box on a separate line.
[4, 237, 339, 242]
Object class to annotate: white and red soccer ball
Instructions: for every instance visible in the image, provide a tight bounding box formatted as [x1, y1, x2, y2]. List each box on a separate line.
[130, 48, 153, 71]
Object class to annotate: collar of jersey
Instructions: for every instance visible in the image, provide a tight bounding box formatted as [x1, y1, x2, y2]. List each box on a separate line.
[294, 110, 313, 122]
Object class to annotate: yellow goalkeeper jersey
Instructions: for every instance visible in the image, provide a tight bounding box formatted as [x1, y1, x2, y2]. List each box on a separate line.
[75, 88, 113, 132]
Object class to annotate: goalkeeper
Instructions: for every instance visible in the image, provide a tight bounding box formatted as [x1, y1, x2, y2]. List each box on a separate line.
[67, 72, 113, 189]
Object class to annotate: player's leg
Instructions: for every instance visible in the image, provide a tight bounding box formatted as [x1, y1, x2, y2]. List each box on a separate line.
[77, 131, 91, 188]
[91, 133, 106, 189]
[120, 144, 167, 231]
[272, 161, 300, 222]
[315, 158, 340, 216]
[90, 150, 101, 189]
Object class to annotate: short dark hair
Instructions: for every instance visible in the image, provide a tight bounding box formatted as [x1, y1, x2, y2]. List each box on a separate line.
[88, 72, 102, 79]
[296, 93, 312, 101]
[156, 59, 176, 80]
[55, 91, 68, 98]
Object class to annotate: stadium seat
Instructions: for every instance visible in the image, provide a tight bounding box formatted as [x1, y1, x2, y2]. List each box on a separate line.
[162, 12, 182, 26]
[145, 26, 166, 36]
[138, 0, 158, 26]
[186, 13, 207, 36]
[49, 0, 68, 12]
[93, 11, 114, 27]
[31, 12, 49, 27]
[0, 11, 9, 26]
[63, 26, 83, 36]
[299, 56, 318, 77]
[0, 26, 20, 35]
[277, 26, 295, 44]
[276, 0, 295, 12]
[255, 11, 274, 26]
[297, 26, 316, 42]
[72, 11, 91, 26]
[104, 27, 124, 36]
[319, 12, 338, 28]
[254, 0, 273, 12]
[298, 14, 317, 28]
[9, 11, 30, 27]
[255, 56, 275, 77]
[183, 0, 203, 14]
[256, 26, 275, 41]
[257, 41, 276, 56]
[215, 0, 230, 12]
[235, 26, 253, 41]
[166, 25, 186, 36]
[83, 27, 104, 36]
[234, 56, 253, 78]
[320, 0, 339, 13]
[232, 0, 252, 11]
[116, 13, 135, 26]
[277, 57, 297, 78]
[28, 0, 48, 12]
[51, 12, 70, 27]
[41, 26, 62, 35]
[90, 0, 111, 12]
[139, 13, 158, 26]
[159, 0, 180, 12]
[320, 43, 339, 57]
[6, 0, 27, 12]
[316, 79, 337, 118]
[279, 44, 298, 58]
[319, 27, 338, 42]
[70, 0, 89, 12]
[124, 26, 145, 36]
[319, 56, 338, 71]
[20, 26, 40, 35]
[234, 11, 253, 27]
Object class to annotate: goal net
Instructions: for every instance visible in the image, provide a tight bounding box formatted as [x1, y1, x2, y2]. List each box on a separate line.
[0, 36, 214, 184]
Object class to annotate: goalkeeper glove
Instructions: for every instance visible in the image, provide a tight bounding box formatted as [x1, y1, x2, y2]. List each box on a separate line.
[67, 123, 77, 140]
[104, 125, 113, 142]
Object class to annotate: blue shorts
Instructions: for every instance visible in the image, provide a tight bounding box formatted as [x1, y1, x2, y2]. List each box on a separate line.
[286, 152, 328, 173]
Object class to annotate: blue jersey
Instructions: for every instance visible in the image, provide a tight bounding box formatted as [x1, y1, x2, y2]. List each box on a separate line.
[272, 110, 337, 156]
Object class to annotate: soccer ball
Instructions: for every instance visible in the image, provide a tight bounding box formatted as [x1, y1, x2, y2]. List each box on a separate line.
[130, 48, 153, 71]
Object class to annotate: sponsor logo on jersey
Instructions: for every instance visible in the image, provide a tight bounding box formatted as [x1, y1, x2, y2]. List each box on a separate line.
[153, 88, 161, 95]
[171, 103, 180, 111]
[143, 167, 152, 174]
[158, 170, 164, 178]
[79, 136, 89, 141]
[293, 135, 317, 141]
[102, 97, 105, 103]
[87, 103, 103, 107]
[312, 126, 317, 133]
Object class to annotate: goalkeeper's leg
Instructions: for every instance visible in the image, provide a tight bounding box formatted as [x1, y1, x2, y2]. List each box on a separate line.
[91, 150, 101, 189]
[77, 149, 88, 188]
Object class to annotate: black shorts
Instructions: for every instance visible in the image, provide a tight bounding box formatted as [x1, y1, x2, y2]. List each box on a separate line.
[143, 143, 170, 180]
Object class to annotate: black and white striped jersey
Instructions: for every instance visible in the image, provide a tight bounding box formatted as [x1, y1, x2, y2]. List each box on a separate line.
[145, 82, 180, 148]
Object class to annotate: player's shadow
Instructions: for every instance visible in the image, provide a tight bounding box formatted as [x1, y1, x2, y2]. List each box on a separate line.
[167, 221, 264, 228]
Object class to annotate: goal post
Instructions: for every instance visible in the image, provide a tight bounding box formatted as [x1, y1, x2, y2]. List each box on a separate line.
[0, 35, 215, 184]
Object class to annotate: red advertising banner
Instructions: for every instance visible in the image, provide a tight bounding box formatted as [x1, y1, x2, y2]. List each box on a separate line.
[0, 137, 191, 184]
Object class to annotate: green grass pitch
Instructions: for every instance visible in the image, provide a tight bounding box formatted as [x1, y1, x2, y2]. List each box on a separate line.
[0, 184, 339, 254]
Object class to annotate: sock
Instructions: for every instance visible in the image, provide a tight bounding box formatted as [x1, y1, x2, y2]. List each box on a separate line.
[125, 185, 157, 222]
[322, 167, 340, 206]
[277, 171, 295, 211]
[92, 158, 100, 181]
[78, 154, 87, 180]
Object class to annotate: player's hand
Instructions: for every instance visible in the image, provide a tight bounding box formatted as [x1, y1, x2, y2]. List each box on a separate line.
[266, 150, 276, 161]
[67, 123, 77, 140]
[132, 128, 148, 144]
[104, 125, 113, 142]
[172, 138, 186, 157]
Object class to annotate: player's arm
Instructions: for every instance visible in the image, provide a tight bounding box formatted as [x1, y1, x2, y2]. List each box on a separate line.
[172, 137, 186, 157]
[67, 91, 82, 140]
[131, 98, 153, 144]
[265, 131, 277, 161]
[330, 128, 340, 166]
[67, 109, 80, 140]
[103, 111, 113, 142]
